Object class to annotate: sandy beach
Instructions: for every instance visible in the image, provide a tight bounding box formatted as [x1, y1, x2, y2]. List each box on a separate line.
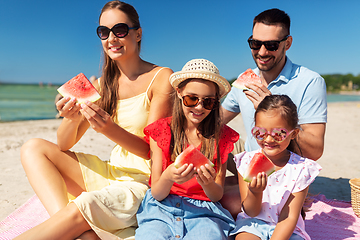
[1, 101, 360, 221]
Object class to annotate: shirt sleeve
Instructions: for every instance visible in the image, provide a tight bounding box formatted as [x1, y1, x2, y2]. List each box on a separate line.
[143, 117, 172, 160]
[293, 159, 322, 193]
[298, 74, 327, 125]
[221, 87, 242, 113]
[218, 125, 240, 164]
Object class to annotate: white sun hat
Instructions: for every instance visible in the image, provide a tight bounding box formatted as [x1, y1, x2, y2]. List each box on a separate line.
[169, 59, 231, 98]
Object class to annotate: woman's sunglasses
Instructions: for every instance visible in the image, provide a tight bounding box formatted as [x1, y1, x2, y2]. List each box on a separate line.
[251, 126, 294, 143]
[247, 35, 289, 51]
[97, 23, 139, 40]
[182, 95, 218, 110]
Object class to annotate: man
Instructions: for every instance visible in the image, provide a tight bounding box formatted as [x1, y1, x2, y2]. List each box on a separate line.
[223, 8, 327, 160]
[220, 8, 327, 218]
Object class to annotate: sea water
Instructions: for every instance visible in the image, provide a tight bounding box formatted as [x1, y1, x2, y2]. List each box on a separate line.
[0, 84, 59, 122]
[1, 84, 360, 122]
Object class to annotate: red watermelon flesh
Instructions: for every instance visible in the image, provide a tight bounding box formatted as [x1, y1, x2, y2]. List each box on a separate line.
[57, 73, 101, 104]
[243, 152, 275, 182]
[232, 68, 262, 90]
[174, 145, 214, 169]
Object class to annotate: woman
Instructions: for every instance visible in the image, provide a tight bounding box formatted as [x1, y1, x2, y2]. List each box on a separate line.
[16, 1, 173, 239]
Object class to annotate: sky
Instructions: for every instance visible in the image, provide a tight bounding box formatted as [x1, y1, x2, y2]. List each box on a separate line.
[0, 0, 359, 85]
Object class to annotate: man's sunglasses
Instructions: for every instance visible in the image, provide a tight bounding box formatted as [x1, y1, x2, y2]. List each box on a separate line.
[97, 23, 139, 40]
[251, 126, 294, 143]
[247, 35, 289, 51]
[182, 95, 218, 110]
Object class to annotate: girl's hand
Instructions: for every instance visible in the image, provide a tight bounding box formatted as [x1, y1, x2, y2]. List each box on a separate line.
[56, 97, 82, 121]
[80, 101, 115, 134]
[248, 172, 267, 194]
[196, 164, 217, 186]
[164, 163, 195, 185]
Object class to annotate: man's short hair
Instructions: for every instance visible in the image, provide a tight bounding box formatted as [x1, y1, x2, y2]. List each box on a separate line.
[253, 8, 290, 35]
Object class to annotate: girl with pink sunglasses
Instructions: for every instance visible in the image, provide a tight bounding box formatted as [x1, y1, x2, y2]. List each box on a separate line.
[230, 95, 321, 240]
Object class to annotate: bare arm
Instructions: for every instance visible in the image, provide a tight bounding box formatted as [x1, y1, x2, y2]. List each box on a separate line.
[149, 138, 195, 201]
[221, 106, 240, 124]
[146, 67, 174, 124]
[197, 161, 227, 202]
[80, 102, 150, 158]
[56, 97, 90, 151]
[238, 171, 267, 217]
[57, 68, 174, 157]
[293, 123, 326, 160]
[270, 187, 308, 240]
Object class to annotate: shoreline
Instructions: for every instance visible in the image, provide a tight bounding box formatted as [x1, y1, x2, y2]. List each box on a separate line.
[1, 101, 359, 220]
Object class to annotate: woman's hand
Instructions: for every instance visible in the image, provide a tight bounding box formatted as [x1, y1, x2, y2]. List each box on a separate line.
[80, 101, 115, 134]
[196, 164, 217, 186]
[56, 97, 82, 122]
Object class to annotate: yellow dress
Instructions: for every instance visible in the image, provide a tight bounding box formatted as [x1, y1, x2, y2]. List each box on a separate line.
[72, 68, 165, 240]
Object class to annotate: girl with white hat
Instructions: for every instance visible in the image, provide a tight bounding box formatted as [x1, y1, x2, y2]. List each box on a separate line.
[135, 59, 239, 239]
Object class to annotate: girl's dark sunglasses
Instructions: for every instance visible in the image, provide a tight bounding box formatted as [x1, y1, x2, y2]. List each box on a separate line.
[97, 23, 139, 40]
[247, 35, 289, 51]
[182, 95, 218, 110]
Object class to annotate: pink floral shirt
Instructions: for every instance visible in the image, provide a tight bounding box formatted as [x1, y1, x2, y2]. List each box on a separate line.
[234, 149, 321, 240]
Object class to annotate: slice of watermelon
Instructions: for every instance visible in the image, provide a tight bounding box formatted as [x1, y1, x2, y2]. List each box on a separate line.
[57, 73, 101, 104]
[243, 152, 275, 182]
[174, 145, 214, 169]
[232, 68, 262, 90]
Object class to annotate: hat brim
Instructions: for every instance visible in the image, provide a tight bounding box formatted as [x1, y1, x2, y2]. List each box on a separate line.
[169, 71, 231, 98]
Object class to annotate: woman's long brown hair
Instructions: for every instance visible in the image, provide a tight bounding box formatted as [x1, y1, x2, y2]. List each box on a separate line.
[97, 1, 141, 120]
[170, 79, 222, 169]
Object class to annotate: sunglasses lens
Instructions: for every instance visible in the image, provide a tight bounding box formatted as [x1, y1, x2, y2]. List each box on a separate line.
[97, 26, 109, 40]
[202, 98, 217, 110]
[252, 127, 266, 141]
[248, 40, 261, 50]
[248, 40, 280, 51]
[271, 129, 288, 142]
[112, 23, 129, 38]
[264, 42, 279, 51]
[183, 95, 199, 107]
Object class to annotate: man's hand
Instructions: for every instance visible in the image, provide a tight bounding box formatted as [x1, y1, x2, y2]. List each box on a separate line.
[244, 82, 271, 109]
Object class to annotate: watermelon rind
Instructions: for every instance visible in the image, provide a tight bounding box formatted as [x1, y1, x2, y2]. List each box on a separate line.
[57, 73, 101, 104]
[243, 153, 275, 182]
[232, 81, 249, 90]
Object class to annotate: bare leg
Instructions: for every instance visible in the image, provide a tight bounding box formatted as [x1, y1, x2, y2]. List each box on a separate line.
[21, 138, 86, 215]
[14, 203, 99, 240]
[235, 232, 261, 240]
[220, 175, 242, 220]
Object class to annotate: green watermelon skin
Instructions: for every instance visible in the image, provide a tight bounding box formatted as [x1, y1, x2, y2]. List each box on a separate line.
[174, 145, 214, 169]
[57, 73, 101, 104]
[232, 68, 262, 90]
[243, 152, 275, 182]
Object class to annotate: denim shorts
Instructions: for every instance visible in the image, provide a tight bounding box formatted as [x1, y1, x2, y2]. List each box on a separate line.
[230, 218, 304, 240]
[135, 189, 235, 240]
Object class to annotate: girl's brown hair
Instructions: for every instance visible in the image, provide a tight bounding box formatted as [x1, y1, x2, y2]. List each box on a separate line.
[170, 79, 222, 169]
[255, 94, 302, 156]
[97, 1, 141, 119]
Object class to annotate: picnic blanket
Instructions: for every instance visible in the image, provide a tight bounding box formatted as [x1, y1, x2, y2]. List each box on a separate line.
[0, 194, 359, 239]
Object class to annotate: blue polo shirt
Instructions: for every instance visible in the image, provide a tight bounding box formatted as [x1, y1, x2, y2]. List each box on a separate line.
[222, 57, 327, 152]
